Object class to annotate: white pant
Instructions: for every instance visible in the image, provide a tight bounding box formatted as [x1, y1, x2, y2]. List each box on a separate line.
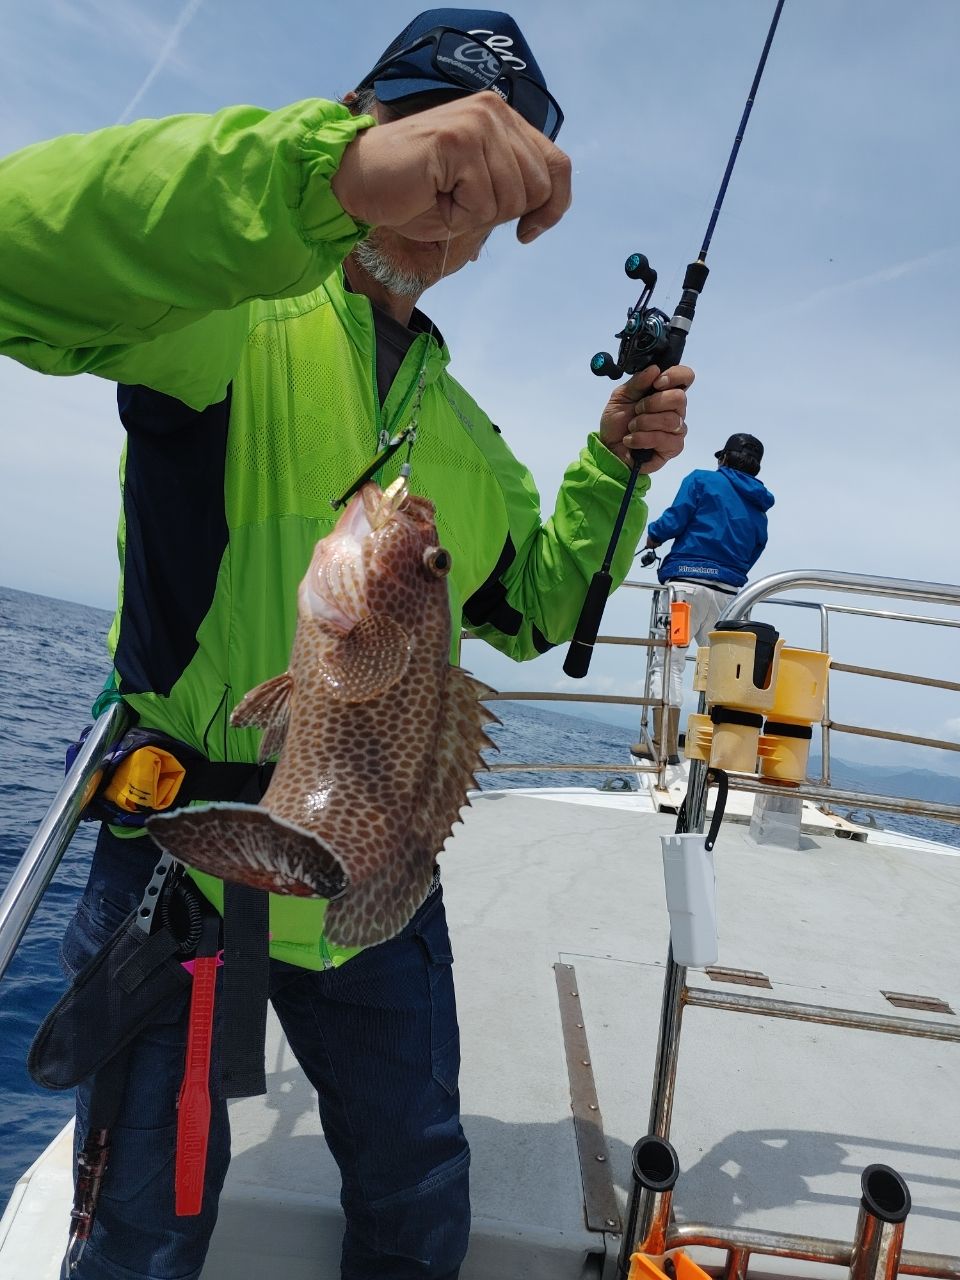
[649, 581, 734, 707]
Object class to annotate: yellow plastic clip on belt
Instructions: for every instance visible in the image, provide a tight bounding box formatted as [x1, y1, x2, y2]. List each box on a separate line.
[101, 747, 187, 814]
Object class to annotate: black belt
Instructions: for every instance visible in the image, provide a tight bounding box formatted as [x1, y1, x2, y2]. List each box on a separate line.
[176, 761, 276, 806]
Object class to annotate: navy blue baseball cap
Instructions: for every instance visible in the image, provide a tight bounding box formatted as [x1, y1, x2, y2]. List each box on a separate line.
[355, 9, 563, 139]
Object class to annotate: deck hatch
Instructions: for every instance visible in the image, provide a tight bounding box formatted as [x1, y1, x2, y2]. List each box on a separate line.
[882, 991, 955, 1015]
[553, 963, 622, 1235]
[704, 966, 773, 989]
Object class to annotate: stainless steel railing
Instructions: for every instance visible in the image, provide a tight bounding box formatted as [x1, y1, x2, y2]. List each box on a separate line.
[0, 700, 131, 982]
[466, 579, 686, 789]
[469, 569, 960, 827]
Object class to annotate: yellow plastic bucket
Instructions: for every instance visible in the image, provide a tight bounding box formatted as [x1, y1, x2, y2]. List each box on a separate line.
[768, 647, 830, 723]
[758, 728, 813, 783]
[709, 717, 761, 772]
[704, 629, 782, 712]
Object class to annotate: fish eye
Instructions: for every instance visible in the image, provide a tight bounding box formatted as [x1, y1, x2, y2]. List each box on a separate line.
[424, 546, 452, 578]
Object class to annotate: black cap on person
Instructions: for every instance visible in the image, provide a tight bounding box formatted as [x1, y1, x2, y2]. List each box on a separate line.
[715, 433, 764, 462]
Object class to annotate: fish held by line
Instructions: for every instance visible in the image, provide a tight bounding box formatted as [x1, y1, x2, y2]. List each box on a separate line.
[147, 479, 499, 948]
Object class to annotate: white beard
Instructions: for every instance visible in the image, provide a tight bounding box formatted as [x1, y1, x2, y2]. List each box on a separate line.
[352, 236, 432, 299]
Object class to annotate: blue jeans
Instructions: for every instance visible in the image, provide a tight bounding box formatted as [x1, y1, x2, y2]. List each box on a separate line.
[60, 826, 470, 1280]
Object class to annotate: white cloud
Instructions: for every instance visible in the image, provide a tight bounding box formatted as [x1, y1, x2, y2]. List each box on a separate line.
[115, 0, 204, 125]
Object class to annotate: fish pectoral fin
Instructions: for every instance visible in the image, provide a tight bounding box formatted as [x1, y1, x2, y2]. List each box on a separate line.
[146, 804, 348, 900]
[317, 614, 411, 702]
[230, 672, 294, 763]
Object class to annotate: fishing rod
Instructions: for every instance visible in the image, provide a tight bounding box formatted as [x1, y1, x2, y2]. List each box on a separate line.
[563, 0, 787, 679]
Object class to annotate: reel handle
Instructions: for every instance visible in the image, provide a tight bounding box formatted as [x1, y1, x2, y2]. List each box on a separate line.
[591, 351, 621, 379]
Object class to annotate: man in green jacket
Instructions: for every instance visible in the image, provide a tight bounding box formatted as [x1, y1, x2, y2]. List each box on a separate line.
[1, 8, 692, 1278]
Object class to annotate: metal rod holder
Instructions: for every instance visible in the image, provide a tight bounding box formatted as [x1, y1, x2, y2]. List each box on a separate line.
[618, 1134, 681, 1277]
[849, 1164, 912, 1280]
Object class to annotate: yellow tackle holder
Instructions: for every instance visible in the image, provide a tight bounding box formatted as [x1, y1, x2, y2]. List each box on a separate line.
[684, 625, 830, 784]
[687, 621, 782, 772]
[757, 646, 830, 782]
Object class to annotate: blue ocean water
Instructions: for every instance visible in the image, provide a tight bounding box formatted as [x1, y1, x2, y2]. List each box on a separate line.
[0, 586, 107, 1207]
[1, 584, 958, 1211]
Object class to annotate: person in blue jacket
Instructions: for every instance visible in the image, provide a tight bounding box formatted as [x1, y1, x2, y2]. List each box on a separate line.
[637, 433, 774, 763]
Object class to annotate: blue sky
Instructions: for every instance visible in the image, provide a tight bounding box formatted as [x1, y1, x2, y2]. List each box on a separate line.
[1, 0, 958, 769]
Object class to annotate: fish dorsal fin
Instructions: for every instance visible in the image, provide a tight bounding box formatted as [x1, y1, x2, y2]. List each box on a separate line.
[412, 666, 500, 853]
[317, 615, 411, 702]
[230, 671, 294, 763]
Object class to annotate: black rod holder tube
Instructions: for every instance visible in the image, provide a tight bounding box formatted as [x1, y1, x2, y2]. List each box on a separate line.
[618, 1135, 681, 1278]
[849, 1164, 912, 1280]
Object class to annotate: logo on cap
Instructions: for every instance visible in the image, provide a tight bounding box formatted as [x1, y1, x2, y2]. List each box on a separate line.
[468, 28, 527, 70]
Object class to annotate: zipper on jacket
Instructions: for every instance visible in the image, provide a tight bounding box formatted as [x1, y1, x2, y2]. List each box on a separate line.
[369, 333, 386, 453]
[318, 933, 335, 970]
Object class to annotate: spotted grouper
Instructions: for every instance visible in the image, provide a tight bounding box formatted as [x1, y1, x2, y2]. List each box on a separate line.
[147, 479, 498, 948]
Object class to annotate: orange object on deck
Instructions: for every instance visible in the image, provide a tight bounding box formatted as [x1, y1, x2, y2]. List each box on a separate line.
[674, 1252, 714, 1280]
[670, 600, 691, 647]
[628, 1255, 670, 1280]
[628, 1251, 713, 1280]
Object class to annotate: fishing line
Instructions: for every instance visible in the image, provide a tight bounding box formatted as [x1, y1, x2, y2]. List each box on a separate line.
[332, 228, 454, 508]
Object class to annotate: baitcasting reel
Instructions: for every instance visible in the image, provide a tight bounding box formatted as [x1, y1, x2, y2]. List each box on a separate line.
[590, 254, 676, 381]
[590, 252, 708, 389]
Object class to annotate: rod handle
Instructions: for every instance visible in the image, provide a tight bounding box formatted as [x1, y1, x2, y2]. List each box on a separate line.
[563, 571, 612, 678]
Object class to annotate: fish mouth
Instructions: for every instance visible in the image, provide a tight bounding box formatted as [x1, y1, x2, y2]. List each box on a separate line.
[299, 483, 408, 629]
[365, 477, 409, 528]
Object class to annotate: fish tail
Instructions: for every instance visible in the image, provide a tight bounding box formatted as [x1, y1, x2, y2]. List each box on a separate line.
[146, 803, 348, 900]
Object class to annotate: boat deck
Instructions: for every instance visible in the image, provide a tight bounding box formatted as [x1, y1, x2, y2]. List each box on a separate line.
[3, 788, 960, 1278]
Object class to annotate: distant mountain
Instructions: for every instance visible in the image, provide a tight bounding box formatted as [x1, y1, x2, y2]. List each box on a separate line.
[810, 755, 960, 806]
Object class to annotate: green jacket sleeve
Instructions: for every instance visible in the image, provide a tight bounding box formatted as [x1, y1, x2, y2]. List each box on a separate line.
[469, 431, 651, 662]
[0, 99, 373, 409]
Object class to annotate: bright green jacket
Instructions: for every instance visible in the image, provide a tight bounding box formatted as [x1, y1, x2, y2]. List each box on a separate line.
[0, 99, 650, 969]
